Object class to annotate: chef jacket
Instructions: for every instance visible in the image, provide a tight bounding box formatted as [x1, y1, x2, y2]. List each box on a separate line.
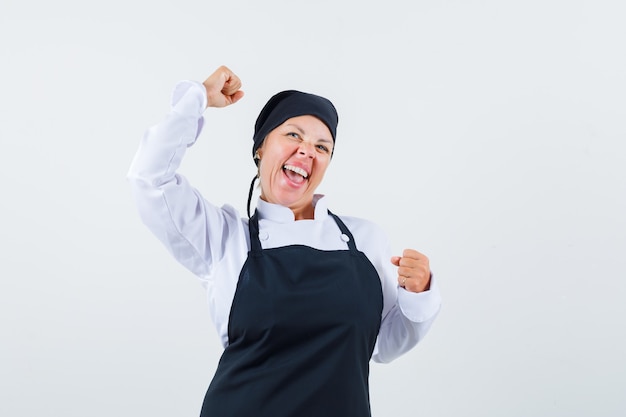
[127, 81, 442, 363]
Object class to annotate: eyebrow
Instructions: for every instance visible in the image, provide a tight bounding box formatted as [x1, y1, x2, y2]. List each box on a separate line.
[284, 124, 333, 143]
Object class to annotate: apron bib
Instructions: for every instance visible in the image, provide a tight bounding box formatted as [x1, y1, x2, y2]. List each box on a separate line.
[200, 211, 383, 417]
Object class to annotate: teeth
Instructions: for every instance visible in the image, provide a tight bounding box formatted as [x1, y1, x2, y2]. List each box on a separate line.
[284, 165, 308, 178]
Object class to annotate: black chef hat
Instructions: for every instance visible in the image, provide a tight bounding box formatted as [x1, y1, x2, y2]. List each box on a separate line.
[252, 90, 339, 164]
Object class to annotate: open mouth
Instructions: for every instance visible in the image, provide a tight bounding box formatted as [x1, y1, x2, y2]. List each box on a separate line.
[283, 164, 309, 184]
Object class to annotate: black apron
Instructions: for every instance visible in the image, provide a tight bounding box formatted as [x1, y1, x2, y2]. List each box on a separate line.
[200, 211, 383, 417]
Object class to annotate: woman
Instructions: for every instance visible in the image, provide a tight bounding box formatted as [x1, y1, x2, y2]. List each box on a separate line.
[128, 65, 441, 416]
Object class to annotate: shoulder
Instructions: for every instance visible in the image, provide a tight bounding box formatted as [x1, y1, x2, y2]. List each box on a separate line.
[333, 213, 389, 242]
[331, 212, 394, 278]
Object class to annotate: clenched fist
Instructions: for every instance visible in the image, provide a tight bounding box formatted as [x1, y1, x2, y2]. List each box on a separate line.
[202, 65, 244, 108]
[391, 249, 431, 293]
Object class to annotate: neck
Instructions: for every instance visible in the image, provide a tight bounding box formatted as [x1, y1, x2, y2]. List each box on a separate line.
[292, 204, 315, 220]
[258, 195, 315, 220]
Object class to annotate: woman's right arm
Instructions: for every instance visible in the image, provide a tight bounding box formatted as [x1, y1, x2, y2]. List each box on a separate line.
[127, 67, 244, 278]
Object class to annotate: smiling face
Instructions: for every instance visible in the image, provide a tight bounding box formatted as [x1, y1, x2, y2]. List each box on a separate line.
[257, 115, 334, 220]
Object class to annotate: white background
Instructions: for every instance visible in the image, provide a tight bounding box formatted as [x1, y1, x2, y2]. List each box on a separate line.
[1, 1, 625, 416]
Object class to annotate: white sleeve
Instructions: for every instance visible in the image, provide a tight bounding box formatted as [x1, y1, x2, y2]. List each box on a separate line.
[368, 233, 442, 363]
[126, 80, 240, 279]
[372, 276, 442, 363]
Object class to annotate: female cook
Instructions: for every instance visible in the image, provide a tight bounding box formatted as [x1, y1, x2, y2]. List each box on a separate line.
[128, 65, 441, 416]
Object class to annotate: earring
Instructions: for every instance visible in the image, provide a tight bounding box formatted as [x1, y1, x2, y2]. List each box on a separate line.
[254, 150, 261, 160]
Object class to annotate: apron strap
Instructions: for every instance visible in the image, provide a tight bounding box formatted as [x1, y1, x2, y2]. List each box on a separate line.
[328, 210, 358, 252]
[248, 210, 263, 255]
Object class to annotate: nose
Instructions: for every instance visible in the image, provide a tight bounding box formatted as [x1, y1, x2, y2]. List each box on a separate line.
[298, 142, 316, 159]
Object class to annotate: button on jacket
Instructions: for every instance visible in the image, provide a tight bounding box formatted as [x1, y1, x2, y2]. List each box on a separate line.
[127, 81, 442, 364]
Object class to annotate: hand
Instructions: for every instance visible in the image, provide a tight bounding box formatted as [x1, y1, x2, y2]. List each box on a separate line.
[202, 65, 244, 108]
[391, 249, 431, 293]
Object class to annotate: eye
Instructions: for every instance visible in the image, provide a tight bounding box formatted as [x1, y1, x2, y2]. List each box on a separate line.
[286, 132, 301, 140]
[316, 144, 330, 153]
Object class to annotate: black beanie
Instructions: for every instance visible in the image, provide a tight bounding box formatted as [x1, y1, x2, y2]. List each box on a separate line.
[252, 90, 339, 163]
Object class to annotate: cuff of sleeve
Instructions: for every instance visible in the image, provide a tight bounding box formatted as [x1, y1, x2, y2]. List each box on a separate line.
[171, 80, 207, 113]
[397, 274, 442, 323]
[171, 80, 206, 146]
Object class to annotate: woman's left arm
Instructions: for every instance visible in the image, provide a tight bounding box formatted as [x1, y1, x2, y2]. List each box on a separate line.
[336, 214, 442, 363]
[371, 246, 442, 363]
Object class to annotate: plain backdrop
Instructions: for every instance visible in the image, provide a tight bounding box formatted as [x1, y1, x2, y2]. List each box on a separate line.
[1, 1, 625, 416]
